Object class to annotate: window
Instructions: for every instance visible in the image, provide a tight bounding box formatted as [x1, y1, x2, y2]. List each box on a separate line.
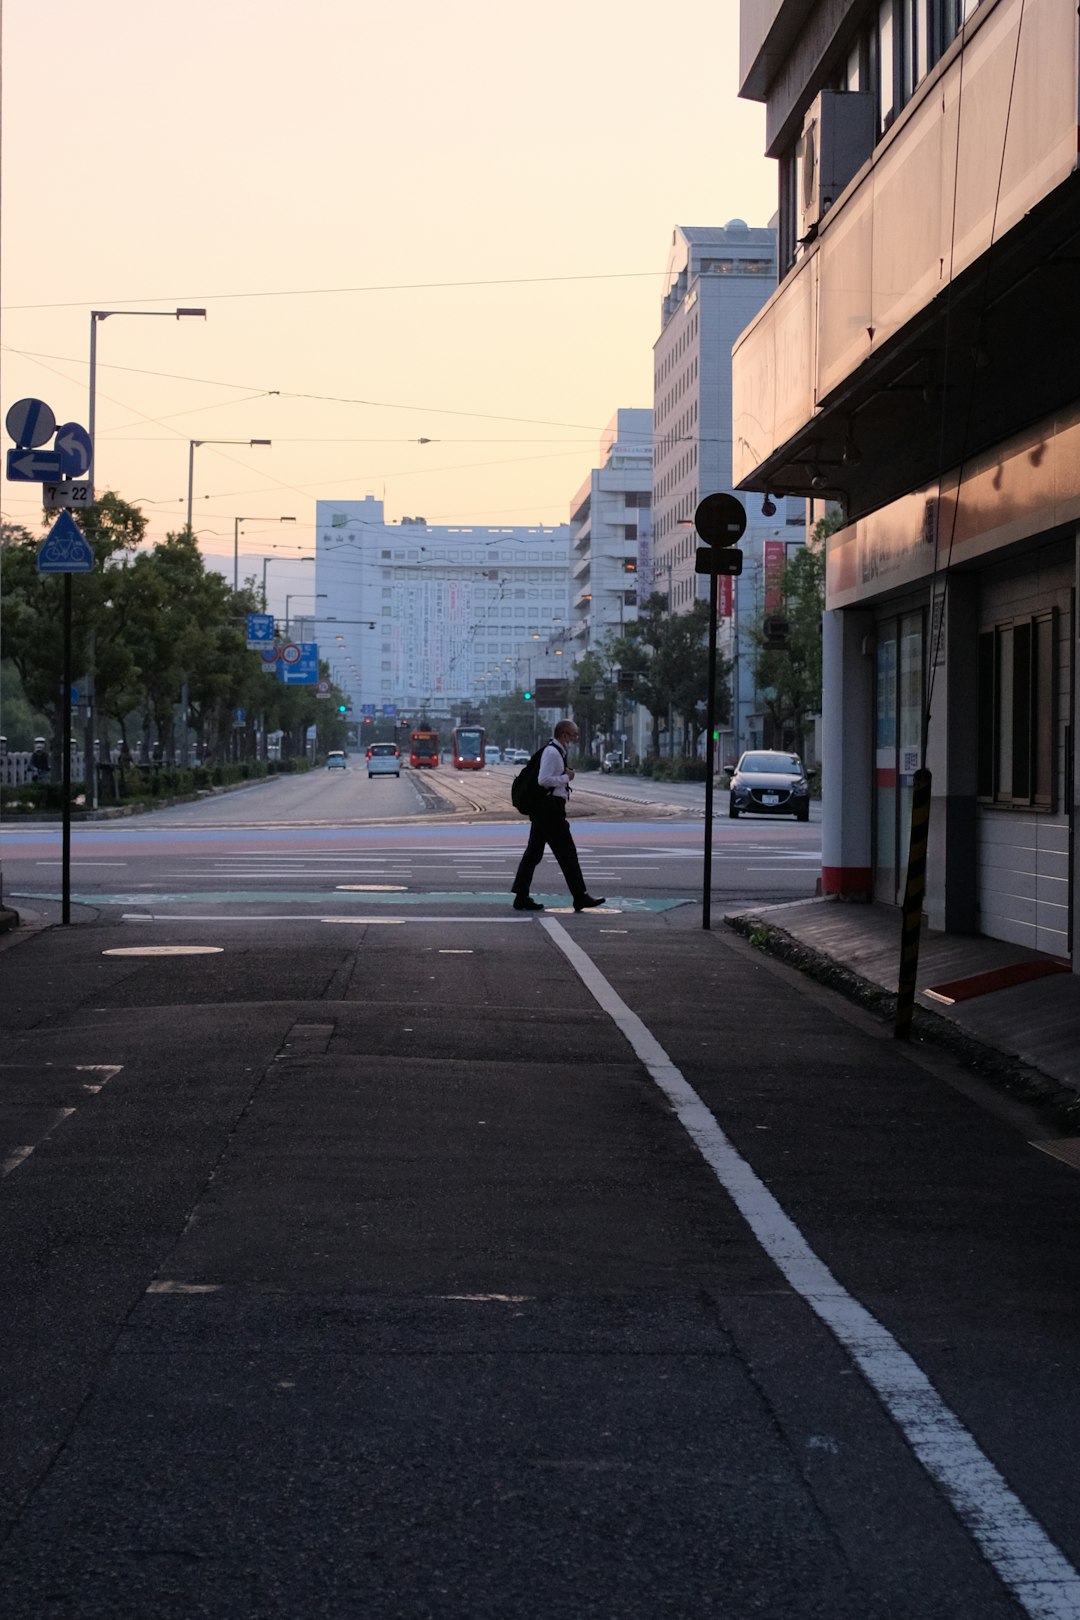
[977, 612, 1055, 808]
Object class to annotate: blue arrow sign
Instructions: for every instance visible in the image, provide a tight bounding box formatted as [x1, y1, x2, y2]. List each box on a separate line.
[55, 422, 93, 478]
[7, 447, 63, 482]
[5, 397, 56, 449]
[278, 641, 319, 685]
[246, 612, 275, 649]
[36, 510, 94, 574]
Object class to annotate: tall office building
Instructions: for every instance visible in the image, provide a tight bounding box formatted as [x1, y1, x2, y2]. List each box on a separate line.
[566, 409, 652, 660]
[652, 221, 803, 756]
[314, 499, 570, 719]
[652, 221, 779, 616]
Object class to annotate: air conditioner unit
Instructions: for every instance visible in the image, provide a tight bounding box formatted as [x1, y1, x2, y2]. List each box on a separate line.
[797, 90, 876, 244]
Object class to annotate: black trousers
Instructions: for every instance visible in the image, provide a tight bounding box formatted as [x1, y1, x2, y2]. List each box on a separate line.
[511, 797, 586, 901]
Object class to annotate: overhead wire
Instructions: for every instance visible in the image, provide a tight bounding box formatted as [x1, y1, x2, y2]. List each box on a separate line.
[2, 268, 668, 313]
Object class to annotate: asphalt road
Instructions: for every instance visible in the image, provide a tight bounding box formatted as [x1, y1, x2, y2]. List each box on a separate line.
[8, 765, 1078, 1618]
[1, 757, 822, 925]
[3, 895, 1080, 1618]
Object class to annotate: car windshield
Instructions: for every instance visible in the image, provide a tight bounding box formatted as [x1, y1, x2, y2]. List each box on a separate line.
[740, 752, 802, 774]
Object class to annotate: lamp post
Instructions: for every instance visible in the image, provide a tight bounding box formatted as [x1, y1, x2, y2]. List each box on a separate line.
[233, 516, 296, 593]
[284, 594, 328, 638]
[187, 439, 271, 534]
[89, 309, 206, 496]
[262, 553, 314, 609]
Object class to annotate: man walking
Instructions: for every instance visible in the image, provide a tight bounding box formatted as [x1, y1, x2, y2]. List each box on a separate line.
[511, 719, 605, 912]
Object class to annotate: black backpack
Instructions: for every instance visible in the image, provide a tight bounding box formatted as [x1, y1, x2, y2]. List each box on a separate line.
[511, 743, 559, 816]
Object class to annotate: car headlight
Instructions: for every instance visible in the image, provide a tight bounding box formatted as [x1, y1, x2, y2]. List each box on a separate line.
[791, 779, 809, 796]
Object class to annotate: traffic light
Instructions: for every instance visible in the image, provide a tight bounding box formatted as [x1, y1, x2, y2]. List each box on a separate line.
[762, 616, 790, 651]
[617, 670, 635, 691]
[363, 716, 373, 726]
[337, 702, 347, 715]
[523, 690, 532, 701]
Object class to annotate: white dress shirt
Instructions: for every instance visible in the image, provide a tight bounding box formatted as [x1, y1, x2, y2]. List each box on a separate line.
[537, 739, 571, 800]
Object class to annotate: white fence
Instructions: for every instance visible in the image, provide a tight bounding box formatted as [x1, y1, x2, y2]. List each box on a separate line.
[1, 751, 87, 787]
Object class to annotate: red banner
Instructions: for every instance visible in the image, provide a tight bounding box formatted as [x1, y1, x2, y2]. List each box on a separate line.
[718, 574, 733, 617]
[764, 539, 786, 615]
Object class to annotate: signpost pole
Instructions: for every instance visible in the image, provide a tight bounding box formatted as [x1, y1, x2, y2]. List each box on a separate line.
[702, 572, 719, 931]
[692, 493, 748, 933]
[62, 574, 73, 926]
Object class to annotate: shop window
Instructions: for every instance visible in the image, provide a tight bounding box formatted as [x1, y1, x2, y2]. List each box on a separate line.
[977, 612, 1055, 808]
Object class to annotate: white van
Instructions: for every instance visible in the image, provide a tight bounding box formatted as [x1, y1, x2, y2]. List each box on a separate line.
[484, 745, 502, 765]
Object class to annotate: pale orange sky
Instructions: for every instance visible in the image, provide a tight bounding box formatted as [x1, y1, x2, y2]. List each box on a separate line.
[2, 0, 776, 584]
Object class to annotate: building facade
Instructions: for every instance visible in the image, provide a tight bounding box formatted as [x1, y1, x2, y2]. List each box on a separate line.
[652, 222, 779, 617]
[734, 0, 1079, 961]
[314, 498, 570, 721]
[652, 221, 804, 756]
[566, 408, 652, 660]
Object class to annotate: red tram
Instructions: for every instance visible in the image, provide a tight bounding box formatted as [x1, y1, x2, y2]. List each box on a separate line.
[409, 730, 440, 768]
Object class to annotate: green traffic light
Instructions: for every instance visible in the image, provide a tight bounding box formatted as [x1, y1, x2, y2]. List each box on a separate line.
[523, 691, 532, 701]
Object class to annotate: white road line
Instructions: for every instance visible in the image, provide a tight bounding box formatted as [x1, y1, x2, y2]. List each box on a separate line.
[121, 912, 531, 924]
[540, 916, 1080, 1620]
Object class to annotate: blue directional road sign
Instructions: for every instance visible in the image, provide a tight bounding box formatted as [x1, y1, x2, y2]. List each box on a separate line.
[55, 422, 93, 478]
[382, 703, 397, 717]
[278, 641, 319, 685]
[36, 511, 94, 574]
[246, 612, 275, 649]
[361, 703, 377, 716]
[8, 447, 63, 482]
[5, 397, 56, 449]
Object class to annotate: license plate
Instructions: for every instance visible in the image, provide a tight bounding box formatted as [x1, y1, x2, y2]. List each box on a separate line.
[762, 793, 780, 806]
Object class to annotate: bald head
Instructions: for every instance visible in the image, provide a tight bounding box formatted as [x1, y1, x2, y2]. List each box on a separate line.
[554, 720, 579, 746]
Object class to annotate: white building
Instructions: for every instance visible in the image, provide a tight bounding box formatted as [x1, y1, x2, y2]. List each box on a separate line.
[314, 498, 570, 720]
[567, 408, 652, 660]
[652, 221, 804, 755]
[652, 222, 779, 613]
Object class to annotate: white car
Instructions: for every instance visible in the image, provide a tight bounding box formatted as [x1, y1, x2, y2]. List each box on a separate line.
[367, 742, 401, 779]
[484, 745, 502, 766]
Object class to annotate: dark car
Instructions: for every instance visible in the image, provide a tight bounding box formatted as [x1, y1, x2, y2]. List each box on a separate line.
[728, 750, 810, 821]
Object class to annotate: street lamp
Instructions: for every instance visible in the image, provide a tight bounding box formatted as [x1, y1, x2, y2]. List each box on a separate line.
[187, 439, 271, 534]
[231, 515, 296, 593]
[285, 593, 326, 638]
[89, 308, 206, 496]
[262, 553, 313, 608]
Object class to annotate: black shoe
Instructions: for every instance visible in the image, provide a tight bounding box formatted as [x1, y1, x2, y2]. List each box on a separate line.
[513, 895, 544, 911]
[573, 895, 606, 911]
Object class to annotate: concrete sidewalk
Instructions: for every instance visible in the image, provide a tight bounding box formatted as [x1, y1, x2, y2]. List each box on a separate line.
[726, 895, 1080, 1111]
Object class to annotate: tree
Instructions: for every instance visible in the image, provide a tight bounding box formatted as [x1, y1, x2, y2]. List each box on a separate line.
[609, 592, 731, 756]
[567, 651, 615, 756]
[749, 513, 835, 760]
[1, 497, 145, 773]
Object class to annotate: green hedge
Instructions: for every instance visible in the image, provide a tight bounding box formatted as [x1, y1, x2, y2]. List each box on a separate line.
[0, 756, 309, 812]
[639, 757, 708, 783]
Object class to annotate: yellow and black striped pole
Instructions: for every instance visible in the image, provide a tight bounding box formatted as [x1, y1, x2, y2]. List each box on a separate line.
[895, 767, 932, 1040]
